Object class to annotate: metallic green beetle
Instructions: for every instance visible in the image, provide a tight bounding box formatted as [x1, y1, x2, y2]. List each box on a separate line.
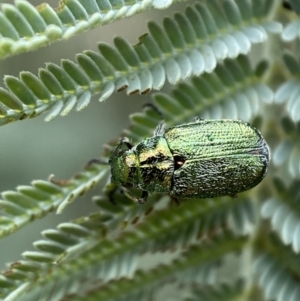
[109, 119, 270, 204]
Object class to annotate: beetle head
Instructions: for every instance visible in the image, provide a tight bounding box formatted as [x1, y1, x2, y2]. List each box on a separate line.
[109, 147, 139, 187]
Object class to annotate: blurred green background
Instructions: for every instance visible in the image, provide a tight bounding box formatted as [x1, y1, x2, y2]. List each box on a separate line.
[0, 0, 187, 270]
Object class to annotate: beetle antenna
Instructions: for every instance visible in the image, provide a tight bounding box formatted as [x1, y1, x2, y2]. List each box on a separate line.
[121, 187, 148, 204]
[111, 137, 133, 158]
[86, 158, 109, 167]
[142, 103, 163, 119]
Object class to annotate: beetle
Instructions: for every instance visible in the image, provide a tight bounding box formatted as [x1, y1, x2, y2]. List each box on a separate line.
[109, 119, 270, 204]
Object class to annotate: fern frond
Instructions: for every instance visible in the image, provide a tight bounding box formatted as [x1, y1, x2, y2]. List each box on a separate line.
[255, 235, 300, 301]
[272, 116, 300, 179]
[273, 53, 300, 179]
[186, 279, 246, 301]
[282, 11, 300, 41]
[0, 194, 252, 300]
[62, 234, 246, 301]
[93, 194, 165, 233]
[0, 161, 109, 239]
[153, 55, 273, 125]
[261, 178, 300, 253]
[0, 1, 280, 126]
[274, 53, 300, 122]
[0, 0, 186, 59]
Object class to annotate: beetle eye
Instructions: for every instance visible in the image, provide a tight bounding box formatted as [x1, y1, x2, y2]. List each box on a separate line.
[174, 155, 185, 170]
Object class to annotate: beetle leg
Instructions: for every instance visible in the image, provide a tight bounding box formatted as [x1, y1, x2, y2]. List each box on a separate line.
[104, 183, 118, 205]
[138, 190, 148, 204]
[120, 188, 148, 204]
[143, 103, 165, 136]
[171, 196, 180, 206]
[154, 122, 165, 136]
[194, 116, 204, 122]
[120, 137, 133, 149]
[121, 187, 141, 203]
[109, 195, 117, 205]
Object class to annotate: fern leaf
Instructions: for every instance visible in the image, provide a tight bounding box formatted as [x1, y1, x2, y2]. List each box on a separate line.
[272, 116, 300, 178]
[58, 235, 246, 301]
[186, 279, 246, 301]
[0, 1, 280, 125]
[0, 0, 186, 59]
[255, 235, 300, 301]
[282, 21, 300, 42]
[261, 178, 300, 253]
[0, 162, 109, 239]
[275, 53, 300, 122]
[0, 194, 252, 300]
[153, 56, 272, 124]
